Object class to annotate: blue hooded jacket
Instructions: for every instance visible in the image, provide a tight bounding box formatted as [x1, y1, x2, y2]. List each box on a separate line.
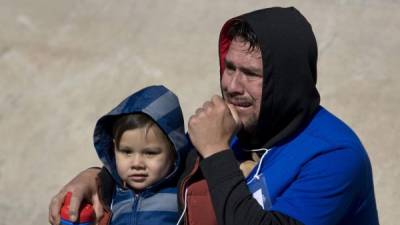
[93, 85, 188, 225]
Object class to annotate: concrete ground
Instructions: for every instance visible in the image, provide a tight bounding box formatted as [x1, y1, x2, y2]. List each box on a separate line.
[0, 0, 398, 224]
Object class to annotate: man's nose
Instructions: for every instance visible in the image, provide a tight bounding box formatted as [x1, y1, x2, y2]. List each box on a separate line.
[227, 73, 244, 94]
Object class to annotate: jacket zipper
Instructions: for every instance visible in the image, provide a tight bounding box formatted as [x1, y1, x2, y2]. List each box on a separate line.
[131, 193, 140, 225]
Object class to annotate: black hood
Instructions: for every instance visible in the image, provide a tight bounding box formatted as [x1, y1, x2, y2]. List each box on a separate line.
[219, 7, 320, 149]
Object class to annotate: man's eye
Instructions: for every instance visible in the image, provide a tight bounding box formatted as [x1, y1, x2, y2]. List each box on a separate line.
[225, 62, 236, 72]
[226, 65, 235, 71]
[244, 71, 255, 76]
[244, 71, 263, 80]
[243, 70, 258, 77]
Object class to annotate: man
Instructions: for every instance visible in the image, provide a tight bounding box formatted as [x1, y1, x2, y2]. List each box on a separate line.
[49, 7, 379, 225]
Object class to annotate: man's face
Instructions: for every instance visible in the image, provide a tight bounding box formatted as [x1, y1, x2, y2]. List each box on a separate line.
[221, 38, 263, 133]
[114, 125, 174, 191]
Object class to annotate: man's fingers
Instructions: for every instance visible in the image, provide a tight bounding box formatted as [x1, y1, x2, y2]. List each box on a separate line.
[202, 100, 214, 110]
[48, 192, 64, 225]
[68, 192, 84, 222]
[195, 107, 204, 115]
[227, 103, 243, 130]
[211, 95, 223, 102]
[92, 194, 104, 223]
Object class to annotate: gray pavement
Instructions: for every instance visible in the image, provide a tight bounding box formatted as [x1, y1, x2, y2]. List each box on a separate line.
[0, 1, 399, 224]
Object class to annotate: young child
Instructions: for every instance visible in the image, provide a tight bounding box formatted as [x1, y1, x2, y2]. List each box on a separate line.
[93, 85, 189, 225]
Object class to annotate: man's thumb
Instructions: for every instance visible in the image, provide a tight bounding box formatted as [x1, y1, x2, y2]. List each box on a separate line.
[92, 194, 104, 223]
[227, 104, 243, 131]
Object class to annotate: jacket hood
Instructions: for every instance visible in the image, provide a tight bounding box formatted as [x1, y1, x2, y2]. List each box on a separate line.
[93, 85, 188, 189]
[219, 7, 320, 149]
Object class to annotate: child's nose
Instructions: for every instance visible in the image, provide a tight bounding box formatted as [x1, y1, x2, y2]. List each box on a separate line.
[131, 155, 145, 169]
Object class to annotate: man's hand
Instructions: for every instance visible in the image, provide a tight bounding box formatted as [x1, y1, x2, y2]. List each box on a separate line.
[188, 95, 241, 158]
[48, 167, 103, 225]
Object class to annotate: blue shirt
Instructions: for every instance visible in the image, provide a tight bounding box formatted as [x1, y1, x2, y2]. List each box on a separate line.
[242, 107, 379, 225]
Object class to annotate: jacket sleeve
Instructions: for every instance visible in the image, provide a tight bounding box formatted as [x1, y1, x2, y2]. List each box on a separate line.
[200, 150, 303, 225]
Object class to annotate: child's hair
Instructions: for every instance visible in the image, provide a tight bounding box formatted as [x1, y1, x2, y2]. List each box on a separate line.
[111, 113, 174, 154]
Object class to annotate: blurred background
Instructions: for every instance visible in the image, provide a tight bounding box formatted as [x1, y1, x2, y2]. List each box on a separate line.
[0, 0, 399, 224]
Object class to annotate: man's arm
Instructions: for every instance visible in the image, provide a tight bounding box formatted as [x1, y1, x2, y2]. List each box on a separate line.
[201, 146, 374, 225]
[48, 167, 103, 225]
[201, 150, 303, 225]
[188, 96, 303, 225]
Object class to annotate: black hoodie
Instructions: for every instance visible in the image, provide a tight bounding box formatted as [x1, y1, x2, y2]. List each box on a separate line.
[183, 7, 378, 225]
[200, 7, 320, 225]
[219, 7, 320, 150]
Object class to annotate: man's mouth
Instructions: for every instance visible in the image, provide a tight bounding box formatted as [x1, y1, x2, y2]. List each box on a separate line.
[228, 99, 252, 108]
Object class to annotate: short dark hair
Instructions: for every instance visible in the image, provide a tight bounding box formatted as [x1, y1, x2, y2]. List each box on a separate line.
[112, 113, 161, 148]
[227, 19, 259, 51]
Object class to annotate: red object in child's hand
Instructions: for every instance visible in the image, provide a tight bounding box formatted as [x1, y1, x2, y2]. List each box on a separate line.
[60, 192, 95, 224]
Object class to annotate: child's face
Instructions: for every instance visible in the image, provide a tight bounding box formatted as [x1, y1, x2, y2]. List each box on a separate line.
[114, 125, 174, 191]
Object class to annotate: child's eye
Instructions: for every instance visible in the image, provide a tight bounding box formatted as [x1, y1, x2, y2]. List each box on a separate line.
[144, 151, 158, 156]
[143, 148, 161, 157]
[117, 148, 132, 155]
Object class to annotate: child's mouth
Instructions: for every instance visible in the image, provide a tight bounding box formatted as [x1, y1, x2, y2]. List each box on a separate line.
[129, 174, 147, 182]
